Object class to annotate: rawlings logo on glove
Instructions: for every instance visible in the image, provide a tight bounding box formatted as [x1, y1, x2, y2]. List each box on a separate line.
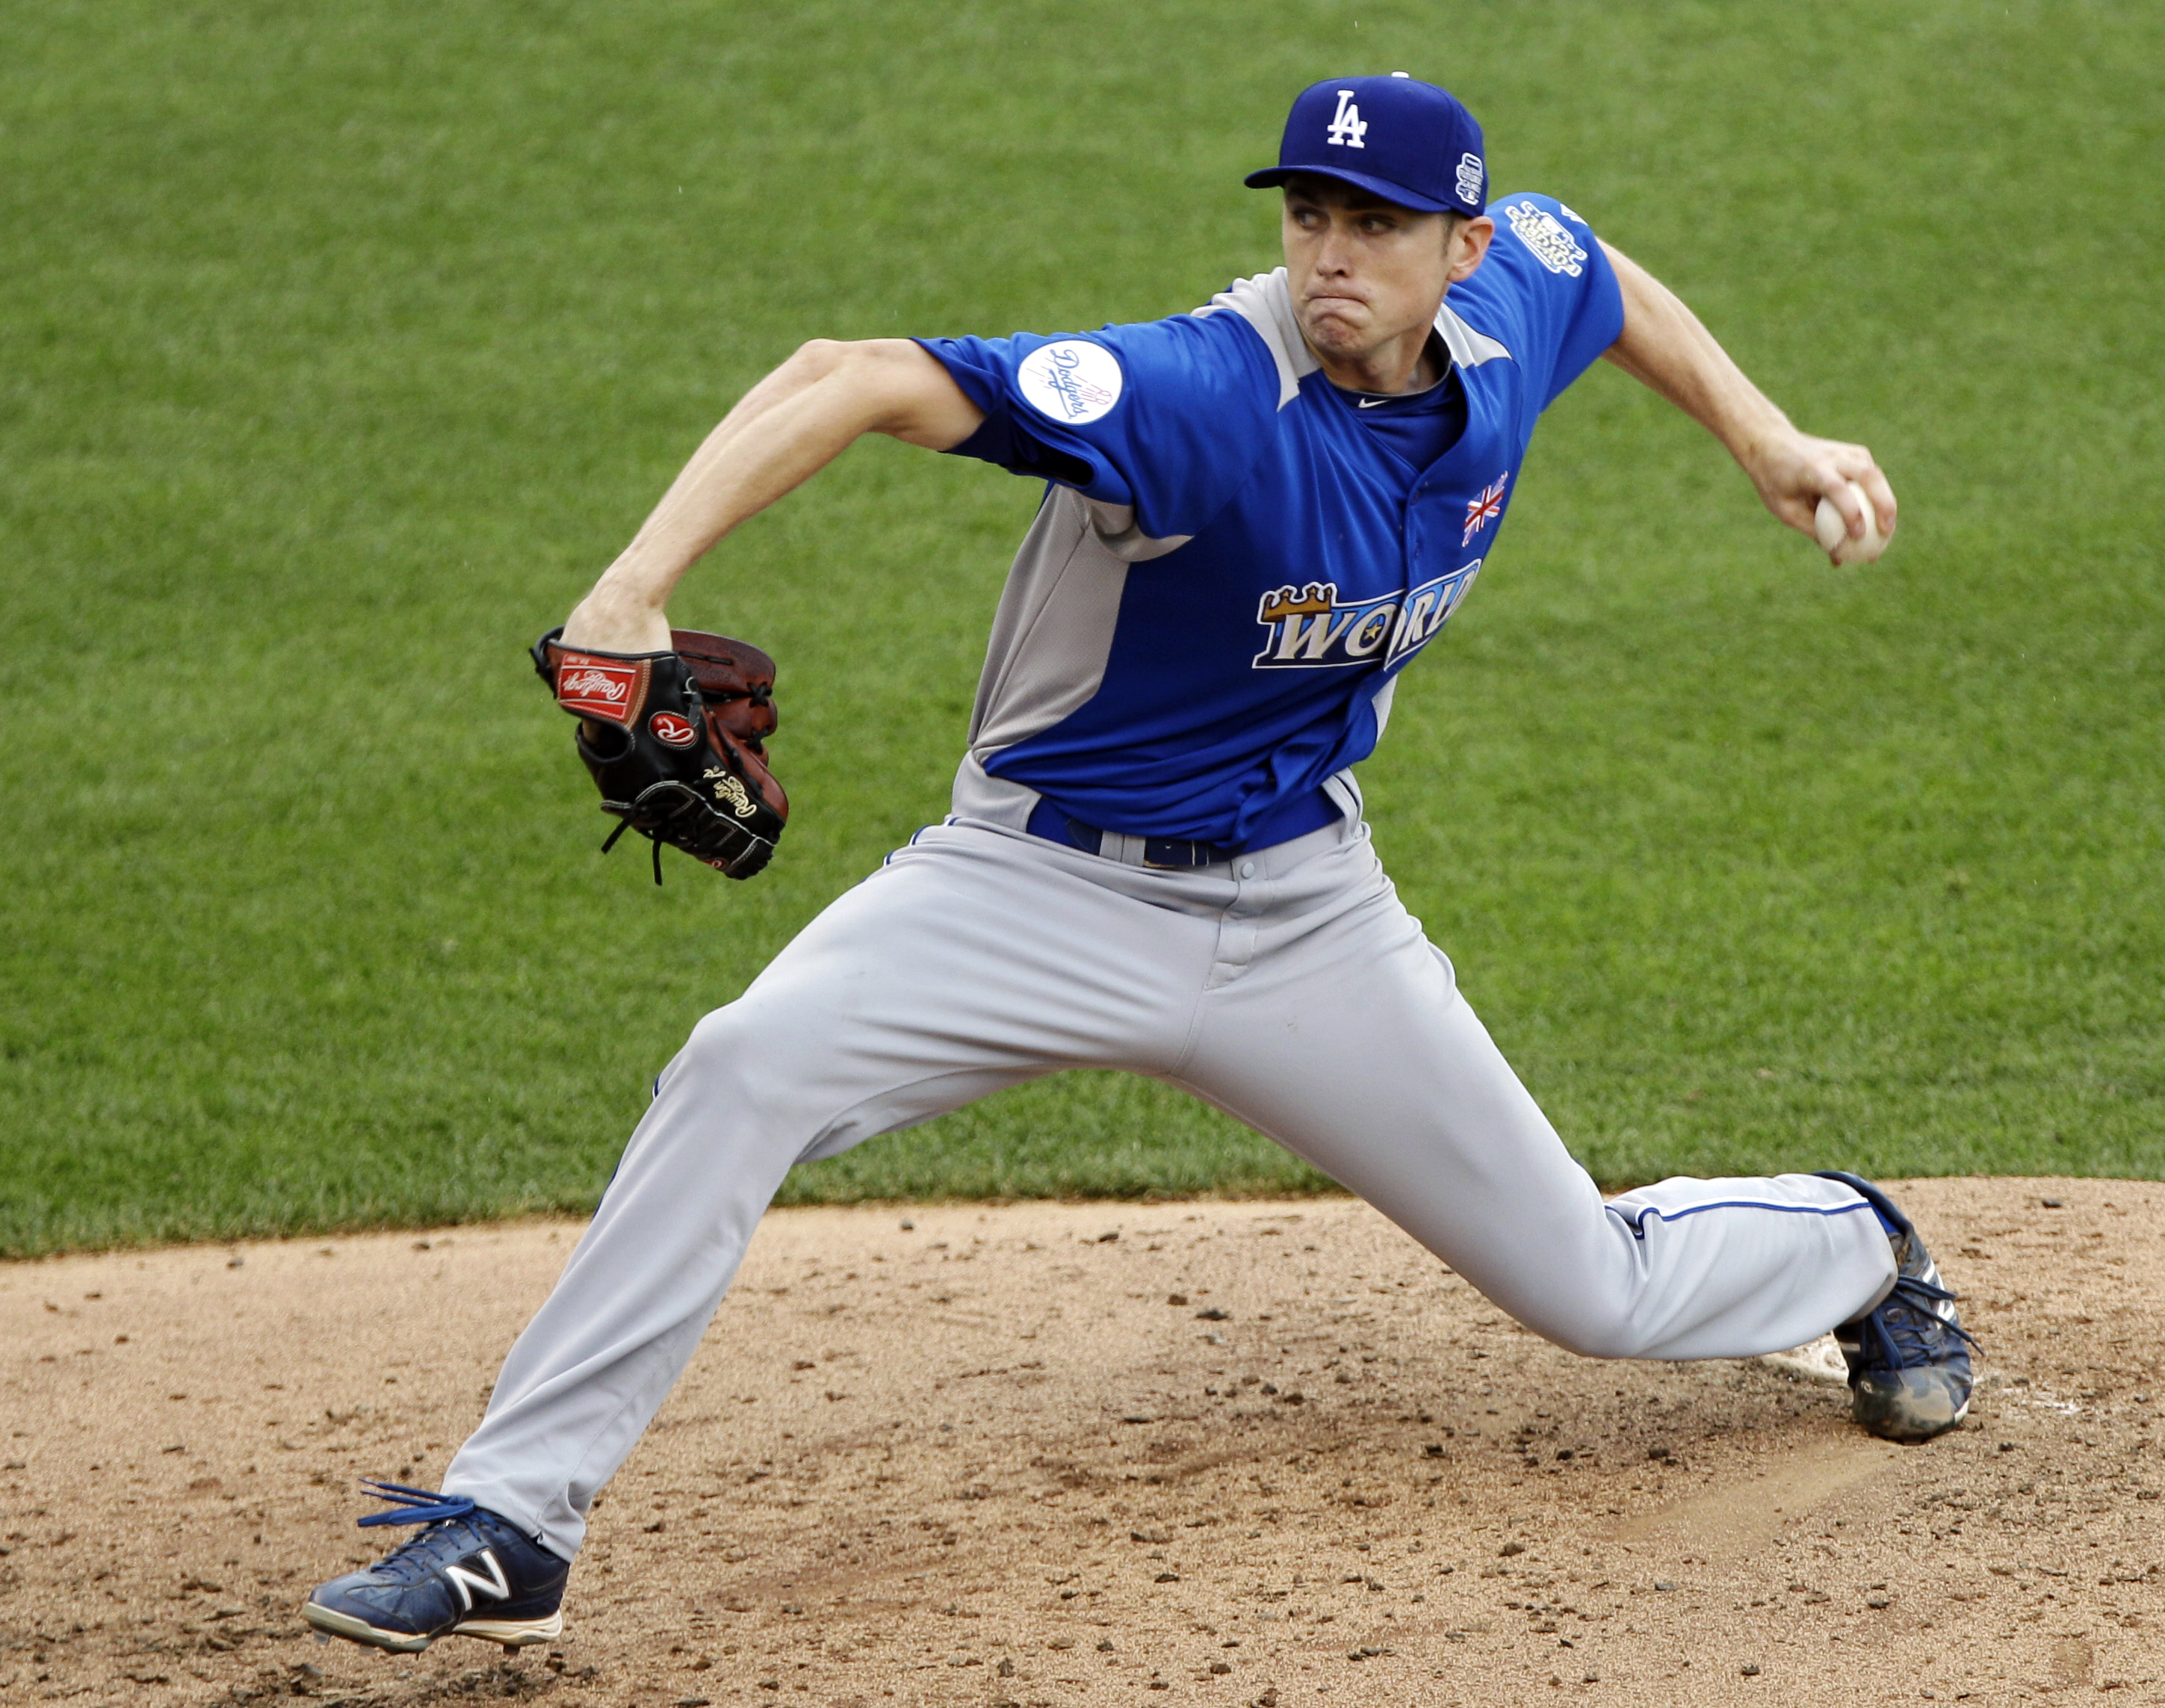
[556, 661, 645, 722]
[531, 626, 788, 882]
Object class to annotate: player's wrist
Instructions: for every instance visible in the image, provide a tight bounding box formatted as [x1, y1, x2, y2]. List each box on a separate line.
[1729, 418, 1810, 507]
[560, 591, 672, 655]
[1717, 388, 1794, 465]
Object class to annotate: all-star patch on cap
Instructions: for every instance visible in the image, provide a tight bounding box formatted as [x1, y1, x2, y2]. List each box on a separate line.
[1245, 73, 1487, 216]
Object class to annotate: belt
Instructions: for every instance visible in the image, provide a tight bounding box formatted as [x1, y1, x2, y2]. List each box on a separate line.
[1024, 787, 1341, 870]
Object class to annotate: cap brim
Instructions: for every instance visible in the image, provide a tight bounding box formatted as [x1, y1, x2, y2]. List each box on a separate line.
[1242, 164, 1461, 214]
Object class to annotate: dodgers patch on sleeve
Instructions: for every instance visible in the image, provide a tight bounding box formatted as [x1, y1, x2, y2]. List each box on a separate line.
[1018, 339, 1124, 425]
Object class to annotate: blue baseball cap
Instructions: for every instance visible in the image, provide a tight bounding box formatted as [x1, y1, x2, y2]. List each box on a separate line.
[1245, 74, 1487, 216]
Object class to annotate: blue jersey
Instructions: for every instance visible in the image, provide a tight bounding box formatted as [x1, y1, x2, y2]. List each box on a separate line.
[920, 192, 1623, 848]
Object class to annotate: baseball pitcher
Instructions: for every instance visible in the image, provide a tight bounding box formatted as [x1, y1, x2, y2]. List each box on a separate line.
[303, 74, 1970, 1655]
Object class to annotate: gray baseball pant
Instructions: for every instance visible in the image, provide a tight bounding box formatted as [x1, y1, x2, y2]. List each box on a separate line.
[444, 813, 1895, 1560]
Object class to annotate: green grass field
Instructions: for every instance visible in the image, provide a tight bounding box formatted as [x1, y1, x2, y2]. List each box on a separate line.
[2, 1, 2158, 1256]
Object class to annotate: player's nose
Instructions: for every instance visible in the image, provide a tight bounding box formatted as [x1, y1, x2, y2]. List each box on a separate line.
[1311, 229, 1358, 277]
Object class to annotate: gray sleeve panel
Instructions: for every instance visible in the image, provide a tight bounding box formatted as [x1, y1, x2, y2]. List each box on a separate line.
[1194, 268, 1316, 409]
[950, 318, 1225, 828]
[949, 752, 1042, 830]
[1368, 673, 1399, 740]
[1436, 300, 1513, 368]
[1087, 498, 1192, 563]
[963, 485, 1137, 761]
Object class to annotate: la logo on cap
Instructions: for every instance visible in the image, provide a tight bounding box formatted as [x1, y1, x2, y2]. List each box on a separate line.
[1325, 88, 1367, 149]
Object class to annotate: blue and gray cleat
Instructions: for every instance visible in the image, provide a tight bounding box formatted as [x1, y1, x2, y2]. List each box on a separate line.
[303, 1481, 569, 1653]
[1817, 1172, 1978, 1444]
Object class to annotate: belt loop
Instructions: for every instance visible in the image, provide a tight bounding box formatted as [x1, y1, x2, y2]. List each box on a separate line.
[1101, 831, 1147, 866]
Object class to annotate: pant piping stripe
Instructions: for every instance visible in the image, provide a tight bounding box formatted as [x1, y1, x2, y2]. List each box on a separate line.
[1610, 1197, 1877, 1240]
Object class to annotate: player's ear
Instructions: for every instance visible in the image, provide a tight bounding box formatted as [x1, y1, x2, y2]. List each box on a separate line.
[1446, 215, 1496, 284]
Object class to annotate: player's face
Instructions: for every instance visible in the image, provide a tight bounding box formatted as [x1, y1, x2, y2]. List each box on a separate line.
[1280, 178, 1491, 385]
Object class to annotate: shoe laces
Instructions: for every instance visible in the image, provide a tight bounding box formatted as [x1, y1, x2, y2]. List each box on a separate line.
[356, 1479, 480, 1529]
[1856, 1273, 1979, 1372]
[352, 1480, 486, 1576]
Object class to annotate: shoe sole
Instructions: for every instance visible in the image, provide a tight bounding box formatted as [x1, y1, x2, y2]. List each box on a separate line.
[1854, 1386, 1972, 1444]
[453, 1612, 566, 1647]
[303, 1600, 564, 1653]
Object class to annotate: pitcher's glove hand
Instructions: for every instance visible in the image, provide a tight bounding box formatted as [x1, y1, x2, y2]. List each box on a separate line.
[531, 626, 787, 882]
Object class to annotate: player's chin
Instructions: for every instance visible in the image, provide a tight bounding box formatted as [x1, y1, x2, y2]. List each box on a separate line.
[1298, 309, 1373, 353]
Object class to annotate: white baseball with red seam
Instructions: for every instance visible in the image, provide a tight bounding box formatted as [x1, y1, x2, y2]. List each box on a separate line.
[1813, 480, 1886, 564]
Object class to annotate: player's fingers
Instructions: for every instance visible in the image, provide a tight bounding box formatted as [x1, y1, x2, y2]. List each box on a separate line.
[1824, 442, 1895, 538]
[1815, 464, 1868, 538]
[1768, 492, 1818, 536]
[1855, 463, 1898, 536]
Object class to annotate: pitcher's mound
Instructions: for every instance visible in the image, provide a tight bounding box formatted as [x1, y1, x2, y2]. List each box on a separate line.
[4, 1178, 2159, 1705]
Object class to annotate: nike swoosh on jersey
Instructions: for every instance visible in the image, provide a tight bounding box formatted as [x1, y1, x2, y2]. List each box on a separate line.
[1357, 397, 1389, 408]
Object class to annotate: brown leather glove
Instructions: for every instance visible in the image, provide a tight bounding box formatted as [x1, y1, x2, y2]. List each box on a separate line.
[531, 626, 788, 882]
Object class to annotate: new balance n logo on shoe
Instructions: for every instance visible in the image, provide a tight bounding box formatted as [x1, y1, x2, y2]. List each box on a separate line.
[443, 1549, 512, 1612]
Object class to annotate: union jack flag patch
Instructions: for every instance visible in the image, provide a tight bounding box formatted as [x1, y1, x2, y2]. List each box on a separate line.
[1463, 474, 1508, 546]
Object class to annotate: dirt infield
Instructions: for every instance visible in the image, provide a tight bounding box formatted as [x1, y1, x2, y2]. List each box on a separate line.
[3, 1179, 2161, 1707]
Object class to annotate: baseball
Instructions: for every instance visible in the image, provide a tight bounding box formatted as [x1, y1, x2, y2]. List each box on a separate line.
[1814, 480, 1886, 564]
